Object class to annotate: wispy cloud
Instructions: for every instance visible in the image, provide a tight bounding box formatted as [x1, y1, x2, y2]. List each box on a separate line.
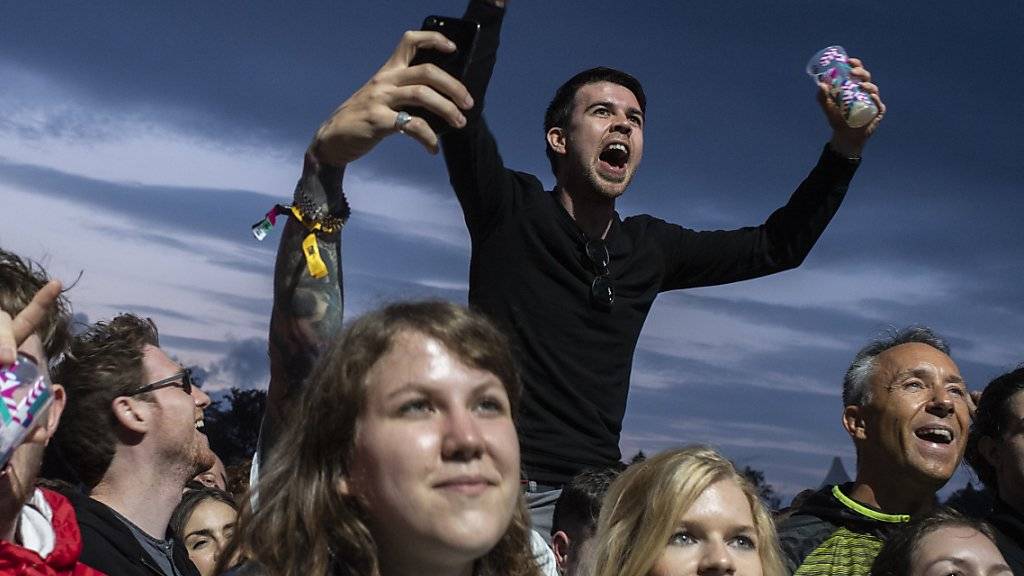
[412, 278, 471, 292]
[203, 337, 270, 390]
[5, 0, 1020, 505]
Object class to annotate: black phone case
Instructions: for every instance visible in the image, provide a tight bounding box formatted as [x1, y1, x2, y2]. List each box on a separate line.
[406, 15, 480, 135]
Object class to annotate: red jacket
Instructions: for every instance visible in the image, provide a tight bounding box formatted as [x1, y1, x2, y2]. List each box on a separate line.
[0, 488, 106, 576]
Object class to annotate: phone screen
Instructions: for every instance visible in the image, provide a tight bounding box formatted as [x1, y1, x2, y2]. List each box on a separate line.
[406, 15, 480, 135]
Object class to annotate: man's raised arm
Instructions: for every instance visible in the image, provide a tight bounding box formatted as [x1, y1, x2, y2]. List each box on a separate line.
[259, 156, 348, 461]
[440, 0, 547, 240]
[257, 30, 475, 461]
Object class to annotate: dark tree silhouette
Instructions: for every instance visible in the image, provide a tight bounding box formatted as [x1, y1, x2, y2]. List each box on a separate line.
[740, 465, 782, 511]
[627, 450, 647, 465]
[203, 387, 267, 466]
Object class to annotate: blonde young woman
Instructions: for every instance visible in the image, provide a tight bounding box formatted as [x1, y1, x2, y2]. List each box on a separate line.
[585, 446, 785, 576]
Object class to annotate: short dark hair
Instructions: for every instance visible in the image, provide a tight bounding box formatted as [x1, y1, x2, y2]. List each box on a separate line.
[170, 486, 238, 546]
[0, 248, 71, 363]
[966, 365, 1024, 493]
[543, 67, 646, 176]
[551, 467, 619, 540]
[870, 507, 999, 576]
[52, 314, 160, 487]
[843, 326, 950, 407]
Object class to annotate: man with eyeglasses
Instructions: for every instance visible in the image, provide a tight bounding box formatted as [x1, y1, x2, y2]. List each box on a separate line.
[310, 0, 885, 535]
[53, 314, 210, 576]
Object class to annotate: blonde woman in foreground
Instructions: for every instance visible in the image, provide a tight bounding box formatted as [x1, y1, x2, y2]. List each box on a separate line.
[585, 446, 785, 576]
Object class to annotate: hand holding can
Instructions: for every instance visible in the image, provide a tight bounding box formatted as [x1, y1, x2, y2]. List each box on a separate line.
[0, 353, 54, 467]
[807, 45, 878, 128]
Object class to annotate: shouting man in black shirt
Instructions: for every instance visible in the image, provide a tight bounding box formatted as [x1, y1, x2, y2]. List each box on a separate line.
[311, 0, 885, 535]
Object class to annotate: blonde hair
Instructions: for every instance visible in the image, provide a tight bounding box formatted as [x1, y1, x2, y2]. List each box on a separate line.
[586, 445, 785, 576]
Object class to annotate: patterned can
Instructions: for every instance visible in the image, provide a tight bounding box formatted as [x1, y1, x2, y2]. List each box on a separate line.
[806, 45, 878, 128]
[0, 353, 54, 467]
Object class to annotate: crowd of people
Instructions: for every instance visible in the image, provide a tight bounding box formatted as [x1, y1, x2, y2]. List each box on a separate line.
[2, 0, 1022, 575]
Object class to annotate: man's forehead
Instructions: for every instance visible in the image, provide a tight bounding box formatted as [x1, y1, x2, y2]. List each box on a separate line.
[142, 343, 182, 378]
[574, 81, 642, 111]
[875, 342, 960, 381]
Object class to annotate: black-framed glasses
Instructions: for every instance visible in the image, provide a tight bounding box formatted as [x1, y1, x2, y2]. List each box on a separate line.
[128, 368, 195, 396]
[585, 239, 615, 309]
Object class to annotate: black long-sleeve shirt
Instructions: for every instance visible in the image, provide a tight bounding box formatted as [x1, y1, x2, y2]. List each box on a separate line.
[443, 0, 860, 484]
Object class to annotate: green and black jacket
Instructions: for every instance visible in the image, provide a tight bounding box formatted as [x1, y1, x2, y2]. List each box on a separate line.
[777, 484, 910, 576]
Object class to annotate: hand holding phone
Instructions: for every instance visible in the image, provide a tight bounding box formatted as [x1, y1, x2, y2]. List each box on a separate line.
[406, 15, 480, 135]
[309, 22, 478, 165]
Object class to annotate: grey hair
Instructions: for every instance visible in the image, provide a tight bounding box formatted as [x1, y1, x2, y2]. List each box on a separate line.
[842, 326, 951, 407]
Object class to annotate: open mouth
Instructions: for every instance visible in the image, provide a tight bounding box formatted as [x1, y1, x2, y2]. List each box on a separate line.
[915, 425, 954, 445]
[599, 142, 630, 170]
[195, 419, 207, 435]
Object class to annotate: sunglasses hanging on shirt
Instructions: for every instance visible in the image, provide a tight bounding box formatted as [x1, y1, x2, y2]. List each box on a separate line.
[584, 238, 615, 309]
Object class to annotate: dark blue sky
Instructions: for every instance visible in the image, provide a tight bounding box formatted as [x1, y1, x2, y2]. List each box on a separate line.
[2, 1, 1021, 499]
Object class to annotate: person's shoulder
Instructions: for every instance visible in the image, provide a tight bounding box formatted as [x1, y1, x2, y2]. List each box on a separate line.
[67, 494, 140, 556]
[777, 511, 835, 536]
[776, 486, 840, 537]
[39, 486, 73, 511]
[621, 212, 689, 230]
[987, 511, 1024, 571]
[620, 213, 698, 246]
[64, 492, 114, 527]
[509, 169, 546, 196]
[776, 511, 840, 576]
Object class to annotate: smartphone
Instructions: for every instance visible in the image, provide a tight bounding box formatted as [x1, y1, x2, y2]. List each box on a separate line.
[406, 15, 480, 135]
[0, 353, 54, 467]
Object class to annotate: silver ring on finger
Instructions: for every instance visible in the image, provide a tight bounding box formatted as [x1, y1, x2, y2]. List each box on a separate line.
[394, 111, 413, 134]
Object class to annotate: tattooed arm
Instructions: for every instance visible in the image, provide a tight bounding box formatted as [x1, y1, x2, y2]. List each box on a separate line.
[257, 29, 473, 462]
[258, 154, 348, 461]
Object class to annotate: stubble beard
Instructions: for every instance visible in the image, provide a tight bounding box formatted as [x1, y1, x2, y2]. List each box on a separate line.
[191, 436, 216, 478]
[587, 161, 632, 201]
[174, 428, 216, 480]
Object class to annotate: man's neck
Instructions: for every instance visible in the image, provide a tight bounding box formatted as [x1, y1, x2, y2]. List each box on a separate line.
[0, 492, 31, 543]
[0, 513, 16, 544]
[847, 472, 939, 516]
[556, 182, 615, 240]
[90, 454, 190, 539]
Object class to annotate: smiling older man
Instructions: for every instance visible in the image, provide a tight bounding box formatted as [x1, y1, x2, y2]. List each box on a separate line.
[778, 327, 971, 576]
